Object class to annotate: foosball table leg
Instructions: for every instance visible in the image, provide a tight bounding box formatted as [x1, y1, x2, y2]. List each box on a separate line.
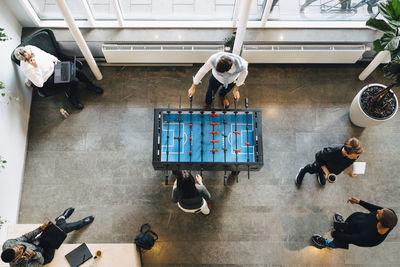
[165, 171, 169, 185]
[224, 171, 227, 186]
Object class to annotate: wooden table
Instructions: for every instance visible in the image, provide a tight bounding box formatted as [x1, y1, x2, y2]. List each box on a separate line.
[1, 224, 141, 267]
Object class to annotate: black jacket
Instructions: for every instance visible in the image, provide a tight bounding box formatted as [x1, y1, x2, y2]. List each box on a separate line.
[315, 146, 355, 175]
[332, 200, 395, 249]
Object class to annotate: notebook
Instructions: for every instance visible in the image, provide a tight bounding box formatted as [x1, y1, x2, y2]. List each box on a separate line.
[41, 223, 67, 249]
[65, 243, 92, 267]
[54, 57, 76, 84]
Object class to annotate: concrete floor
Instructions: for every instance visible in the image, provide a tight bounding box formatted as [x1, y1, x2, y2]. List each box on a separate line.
[20, 64, 400, 266]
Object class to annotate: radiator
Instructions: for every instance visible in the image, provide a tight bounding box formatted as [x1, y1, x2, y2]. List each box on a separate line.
[242, 45, 367, 64]
[102, 44, 224, 64]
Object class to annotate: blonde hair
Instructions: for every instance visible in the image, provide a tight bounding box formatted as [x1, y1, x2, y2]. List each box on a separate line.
[343, 137, 364, 155]
[14, 46, 31, 62]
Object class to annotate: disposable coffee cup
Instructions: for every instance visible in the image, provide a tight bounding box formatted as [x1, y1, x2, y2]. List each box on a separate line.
[327, 173, 336, 183]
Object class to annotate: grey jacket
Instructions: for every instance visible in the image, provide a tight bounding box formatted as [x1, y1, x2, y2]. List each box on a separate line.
[2, 227, 44, 267]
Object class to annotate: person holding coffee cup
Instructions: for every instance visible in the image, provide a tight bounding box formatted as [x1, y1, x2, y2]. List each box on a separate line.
[295, 137, 363, 186]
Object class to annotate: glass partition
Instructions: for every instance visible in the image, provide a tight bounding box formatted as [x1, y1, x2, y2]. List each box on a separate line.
[87, 0, 117, 20]
[28, 0, 87, 20]
[268, 0, 378, 21]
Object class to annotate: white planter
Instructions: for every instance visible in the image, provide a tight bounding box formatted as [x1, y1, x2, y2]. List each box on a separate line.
[350, 83, 398, 127]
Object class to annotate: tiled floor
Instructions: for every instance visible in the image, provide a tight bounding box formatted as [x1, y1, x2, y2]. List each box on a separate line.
[20, 64, 400, 266]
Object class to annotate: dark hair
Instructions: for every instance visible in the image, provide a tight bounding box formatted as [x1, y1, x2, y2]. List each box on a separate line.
[380, 209, 398, 229]
[343, 137, 364, 155]
[216, 56, 232, 73]
[1, 248, 15, 263]
[177, 171, 199, 199]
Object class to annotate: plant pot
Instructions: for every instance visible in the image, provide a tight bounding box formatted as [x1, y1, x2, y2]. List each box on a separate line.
[350, 83, 398, 127]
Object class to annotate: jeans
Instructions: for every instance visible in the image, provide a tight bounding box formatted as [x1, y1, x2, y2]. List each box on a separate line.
[301, 161, 326, 185]
[325, 238, 337, 248]
[36, 68, 93, 98]
[205, 74, 236, 105]
[56, 217, 86, 234]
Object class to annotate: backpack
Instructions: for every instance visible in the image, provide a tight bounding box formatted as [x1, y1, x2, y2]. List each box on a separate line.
[134, 223, 158, 250]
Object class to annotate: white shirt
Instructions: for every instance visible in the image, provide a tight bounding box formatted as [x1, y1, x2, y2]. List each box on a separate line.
[193, 54, 248, 87]
[21, 45, 58, 88]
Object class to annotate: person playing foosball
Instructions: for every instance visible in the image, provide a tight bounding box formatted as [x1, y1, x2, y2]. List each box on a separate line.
[171, 171, 212, 215]
[188, 52, 248, 109]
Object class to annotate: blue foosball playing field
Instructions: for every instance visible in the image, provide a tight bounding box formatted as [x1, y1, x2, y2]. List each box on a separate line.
[153, 107, 263, 184]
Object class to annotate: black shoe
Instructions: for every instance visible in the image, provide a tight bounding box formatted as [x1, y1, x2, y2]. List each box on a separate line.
[317, 173, 326, 186]
[295, 168, 305, 187]
[81, 216, 95, 226]
[312, 234, 326, 248]
[87, 84, 104, 95]
[333, 212, 345, 223]
[67, 95, 84, 110]
[56, 207, 75, 221]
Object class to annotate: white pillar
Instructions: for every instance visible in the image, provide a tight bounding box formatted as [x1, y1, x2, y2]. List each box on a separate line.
[112, 0, 125, 27]
[359, 50, 390, 81]
[80, 0, 95, 26]
[55, 0, 103, 80]
[261, 0, 274, 26]
[232, 0, 253, 55]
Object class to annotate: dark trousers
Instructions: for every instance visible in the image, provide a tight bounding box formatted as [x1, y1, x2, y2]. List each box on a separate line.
[41, 218, 86, 264]
[35, 68, 92, 98]
[301, 161, 326, 184]
[205, 74, 236, 105]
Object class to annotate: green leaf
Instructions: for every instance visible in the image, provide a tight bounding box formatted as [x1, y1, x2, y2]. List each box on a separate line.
[385, 36, 400, 51]
[373, 39, 385, 52]
[392, 0, 400, 18]
[366, 18, 396, 33]
[2, 160, 6, 163]
[1, 93, 5, 97]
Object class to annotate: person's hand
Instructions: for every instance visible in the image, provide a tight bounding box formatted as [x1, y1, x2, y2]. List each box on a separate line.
[188, 84, 196, 98]
[40, 220, 52, 231]
[233, 87, 240, 101]
[195, 174, 203, 185]
[321, 165, 330, 177]
[348, 173, 357, 178]
[347, 197, 360, 204]
[173, 179, 177, 189]
[21, 250, 36, 259]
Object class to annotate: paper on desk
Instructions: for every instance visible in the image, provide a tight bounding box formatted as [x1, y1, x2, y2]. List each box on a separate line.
[353, 162, 366, 175]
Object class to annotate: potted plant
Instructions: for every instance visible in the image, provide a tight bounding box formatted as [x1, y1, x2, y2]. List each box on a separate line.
[350, 0, 400, 127]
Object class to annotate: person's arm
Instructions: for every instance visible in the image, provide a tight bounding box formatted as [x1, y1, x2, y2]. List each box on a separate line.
[235, 61, 248, 87]
[359, 200, 383, 212]
[14, 227, 42, 243]
[315, 147, 333, 174]
[196, 184, 211, 202]
[192, 58, 213, 86]
[30, 45, 59, 63]
[23, 66, 45, 88]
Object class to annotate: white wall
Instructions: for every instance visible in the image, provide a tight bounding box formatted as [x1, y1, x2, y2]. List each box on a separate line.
[0, 2, 33, 242]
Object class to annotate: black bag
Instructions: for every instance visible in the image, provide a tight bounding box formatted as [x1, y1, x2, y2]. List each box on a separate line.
[134, 224, 158, 250]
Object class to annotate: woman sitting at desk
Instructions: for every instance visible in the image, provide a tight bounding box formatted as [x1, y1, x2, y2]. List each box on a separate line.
[14, 45, 103, 110]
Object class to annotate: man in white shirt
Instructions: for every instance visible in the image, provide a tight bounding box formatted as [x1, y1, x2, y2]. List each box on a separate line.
[188, 52, 248, 108]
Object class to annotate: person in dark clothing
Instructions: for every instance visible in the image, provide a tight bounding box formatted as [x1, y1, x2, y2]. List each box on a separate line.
[1, 208, 94, 267]
[171, 170, 212, 215]
[295, 137, 364, 186]
[312, 197, 397, 249]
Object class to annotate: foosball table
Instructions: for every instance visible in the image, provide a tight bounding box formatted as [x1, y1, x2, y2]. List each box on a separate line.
[152, 98, 263, 185]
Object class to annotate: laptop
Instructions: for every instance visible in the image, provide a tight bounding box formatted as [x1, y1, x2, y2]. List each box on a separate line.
[54, 57, 76, 84]
[65, 243, 92, 267]
[40, 223, 67, 249]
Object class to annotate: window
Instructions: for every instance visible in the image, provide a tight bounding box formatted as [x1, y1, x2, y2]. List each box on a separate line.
[268, 0, 379, 21]
[28, 0, 87, 20]
[87, 0, 117, 20]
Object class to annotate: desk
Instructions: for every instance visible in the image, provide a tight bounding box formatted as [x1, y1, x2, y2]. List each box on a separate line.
[2, 224, 141, 267]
